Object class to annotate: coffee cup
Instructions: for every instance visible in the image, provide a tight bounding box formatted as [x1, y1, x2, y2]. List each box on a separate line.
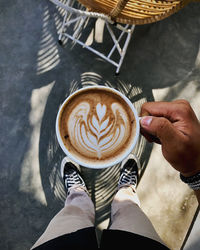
[56, 86, 140, 169]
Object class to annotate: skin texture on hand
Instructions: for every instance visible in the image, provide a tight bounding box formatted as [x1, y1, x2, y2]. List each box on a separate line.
[140, 100, 200, 177]
[140, 100, 200, 204]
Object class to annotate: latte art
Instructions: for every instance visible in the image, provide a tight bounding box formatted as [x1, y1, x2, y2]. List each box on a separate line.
[68, 102, 129, 160]
[58, 87, 137, 168]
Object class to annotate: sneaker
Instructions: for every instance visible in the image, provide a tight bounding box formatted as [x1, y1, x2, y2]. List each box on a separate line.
[60, 157, 86, 194]
[118, 154, 139, 190]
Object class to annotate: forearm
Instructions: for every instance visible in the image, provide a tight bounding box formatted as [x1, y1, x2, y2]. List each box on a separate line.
[194, 190, 200, 205]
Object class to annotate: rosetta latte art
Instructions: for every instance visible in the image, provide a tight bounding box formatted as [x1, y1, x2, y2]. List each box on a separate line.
[67, 101, 130, 159]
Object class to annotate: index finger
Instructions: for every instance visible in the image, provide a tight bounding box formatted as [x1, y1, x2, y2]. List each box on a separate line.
[140, 100, 189, 122]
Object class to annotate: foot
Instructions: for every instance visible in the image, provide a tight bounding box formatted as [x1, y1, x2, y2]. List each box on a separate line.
[118, 154, 139, 190]
[60, 157, 86, 194]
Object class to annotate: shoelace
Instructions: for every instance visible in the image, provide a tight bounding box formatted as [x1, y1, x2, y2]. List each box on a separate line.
[65, 172, 83, 188]
[120, 168, 137, 185]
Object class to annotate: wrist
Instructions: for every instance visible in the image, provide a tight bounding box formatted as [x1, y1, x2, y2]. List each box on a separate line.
[180, 171, 200, 190]
[180, 166, 200, 178]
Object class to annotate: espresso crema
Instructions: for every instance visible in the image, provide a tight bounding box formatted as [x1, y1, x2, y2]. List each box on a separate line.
[59, 88, 136, 166]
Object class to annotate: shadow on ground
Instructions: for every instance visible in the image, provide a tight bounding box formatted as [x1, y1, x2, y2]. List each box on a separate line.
[39, 72, 152, 233]
[0, 0, 200, 249]
[38, 0, 200, 235]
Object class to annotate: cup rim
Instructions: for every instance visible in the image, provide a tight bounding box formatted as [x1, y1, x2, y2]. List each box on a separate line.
[56, 86, 140, 169]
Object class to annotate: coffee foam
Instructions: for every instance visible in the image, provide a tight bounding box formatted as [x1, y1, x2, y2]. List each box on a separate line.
[59, 89, 136, 165]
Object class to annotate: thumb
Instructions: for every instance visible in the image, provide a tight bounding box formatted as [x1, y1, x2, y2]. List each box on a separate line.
[140, 116, 179, 145]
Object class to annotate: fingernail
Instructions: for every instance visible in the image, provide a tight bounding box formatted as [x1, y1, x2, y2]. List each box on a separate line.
[140, 116, 153, 127]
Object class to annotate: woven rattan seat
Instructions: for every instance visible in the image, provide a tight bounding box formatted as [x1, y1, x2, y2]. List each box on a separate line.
[78, 0, 200, 24]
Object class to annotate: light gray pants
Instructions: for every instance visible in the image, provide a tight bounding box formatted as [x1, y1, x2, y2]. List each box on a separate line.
[31, 185, 164, 249]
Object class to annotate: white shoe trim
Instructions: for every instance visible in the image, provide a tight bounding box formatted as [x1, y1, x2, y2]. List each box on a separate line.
[120, 153, 141, 170]
[60, 156, 81, 178]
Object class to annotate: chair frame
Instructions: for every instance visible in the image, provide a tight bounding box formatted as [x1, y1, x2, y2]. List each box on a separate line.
[50, 0, 135, 74]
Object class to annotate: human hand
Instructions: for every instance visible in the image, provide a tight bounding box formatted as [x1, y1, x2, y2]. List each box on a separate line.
[140, 100, 200, 177]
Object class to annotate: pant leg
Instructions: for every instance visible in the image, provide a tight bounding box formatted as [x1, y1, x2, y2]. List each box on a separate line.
[31, 186, 95, 249]
[109, 186, 165, 245]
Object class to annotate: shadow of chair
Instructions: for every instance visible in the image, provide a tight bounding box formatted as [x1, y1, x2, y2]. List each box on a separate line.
[38, 0, 200, 244]
[39, 71, 153, 241]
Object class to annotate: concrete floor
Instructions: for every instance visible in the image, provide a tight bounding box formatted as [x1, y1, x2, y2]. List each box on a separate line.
[0, 0, 200, 249]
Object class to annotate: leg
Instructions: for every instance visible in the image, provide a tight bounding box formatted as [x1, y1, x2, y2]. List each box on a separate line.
[110, 186, 164, 244]
[109, 155, 165, 245]
[31, 158, 95, 249]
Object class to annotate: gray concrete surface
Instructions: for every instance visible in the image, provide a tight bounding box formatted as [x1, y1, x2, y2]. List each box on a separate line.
[0, 0, 200, 249]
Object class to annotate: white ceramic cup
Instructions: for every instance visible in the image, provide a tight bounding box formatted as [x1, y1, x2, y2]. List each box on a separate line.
[56, 86, 140, 169]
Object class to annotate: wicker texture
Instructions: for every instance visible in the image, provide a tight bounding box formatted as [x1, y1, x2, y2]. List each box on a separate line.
[77, 0, 200, 24]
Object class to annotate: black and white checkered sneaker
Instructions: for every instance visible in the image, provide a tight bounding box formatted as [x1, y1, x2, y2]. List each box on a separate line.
[118, 154, 140, 190]
[60, 157, 86, 194]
